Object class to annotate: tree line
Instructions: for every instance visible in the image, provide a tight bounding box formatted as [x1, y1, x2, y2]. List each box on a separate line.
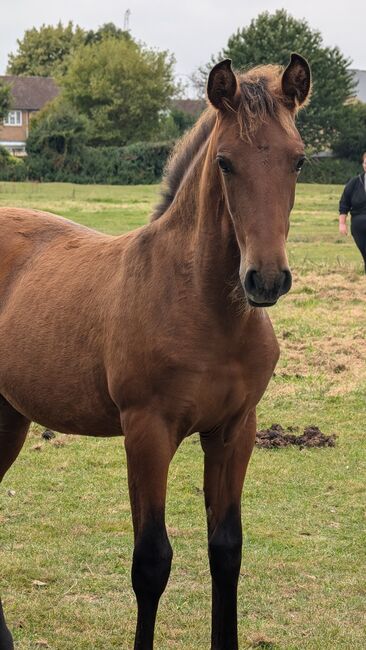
[0, 11, 365, 181]
[0, 21, 192, 147]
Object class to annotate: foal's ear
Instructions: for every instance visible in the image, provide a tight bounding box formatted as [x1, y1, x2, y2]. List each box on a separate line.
[207, 59, 238, 111]
[282, 53, 311, 109]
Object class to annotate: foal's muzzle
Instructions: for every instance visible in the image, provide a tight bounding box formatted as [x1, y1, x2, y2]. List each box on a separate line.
[243, 268, 292, 307]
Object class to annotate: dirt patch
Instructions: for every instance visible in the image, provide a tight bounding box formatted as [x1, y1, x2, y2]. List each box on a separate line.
[256, 424, 336, 449]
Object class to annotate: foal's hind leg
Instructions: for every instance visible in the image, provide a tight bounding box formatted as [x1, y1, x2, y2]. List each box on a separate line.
[0, 395, 31, 650]
[200, 410, 257, 650]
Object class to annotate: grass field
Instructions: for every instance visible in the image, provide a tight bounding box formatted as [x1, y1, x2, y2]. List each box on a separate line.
[0, 181, 365, 650]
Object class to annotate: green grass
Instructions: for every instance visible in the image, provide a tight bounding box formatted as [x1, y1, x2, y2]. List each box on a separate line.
[0, 181, 365, 649]
[0, 182, 159, 234]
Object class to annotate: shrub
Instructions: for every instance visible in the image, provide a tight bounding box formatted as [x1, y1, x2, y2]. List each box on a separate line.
[26, 101, 88, 181]
[332, 102, 366, 162]
[79, 141, 174, 184]
[299, 157, 359, 185]
[6, 136, 361, 187]
[0, 146, 27, 181]
[26, 140, 174, 184]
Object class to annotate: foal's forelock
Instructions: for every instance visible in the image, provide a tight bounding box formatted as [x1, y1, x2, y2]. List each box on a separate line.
[235, 65, 298, 142]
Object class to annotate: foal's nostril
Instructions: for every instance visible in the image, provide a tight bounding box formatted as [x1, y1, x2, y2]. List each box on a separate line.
[244, 269, 261, 296]
[280, 269, 292, 296]
[244, 267, 292, 304]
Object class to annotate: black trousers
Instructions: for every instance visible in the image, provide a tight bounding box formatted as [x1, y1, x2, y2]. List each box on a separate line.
[351, 214, 366, 272]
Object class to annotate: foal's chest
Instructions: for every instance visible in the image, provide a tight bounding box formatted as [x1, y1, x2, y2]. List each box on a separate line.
[152, 352, 264, 436]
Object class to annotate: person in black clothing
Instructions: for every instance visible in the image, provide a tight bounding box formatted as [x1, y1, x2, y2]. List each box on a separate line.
[339, 152, 366, 272]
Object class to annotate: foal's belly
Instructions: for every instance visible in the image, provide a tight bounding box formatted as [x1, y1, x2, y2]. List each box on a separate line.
[1, 378, 122, 437]
[0, 344, 122, 437]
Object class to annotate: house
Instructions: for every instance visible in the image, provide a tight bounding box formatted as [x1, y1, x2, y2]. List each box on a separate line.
[350, 69, 366, 103]
[172, 98, 206, 117]
[0, 76, 59, 156]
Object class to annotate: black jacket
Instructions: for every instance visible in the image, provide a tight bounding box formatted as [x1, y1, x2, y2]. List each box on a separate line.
[339, 173, 366, 218]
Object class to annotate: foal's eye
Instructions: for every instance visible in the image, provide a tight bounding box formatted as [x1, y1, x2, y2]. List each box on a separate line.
[217, 156, 233, 174]
[295, 157, 306, 173]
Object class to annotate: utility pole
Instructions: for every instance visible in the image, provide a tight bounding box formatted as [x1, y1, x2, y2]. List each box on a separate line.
[124, 9, 131, 32]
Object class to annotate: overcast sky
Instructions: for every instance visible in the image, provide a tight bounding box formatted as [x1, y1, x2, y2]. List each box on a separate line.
[1, 0, 365, 95]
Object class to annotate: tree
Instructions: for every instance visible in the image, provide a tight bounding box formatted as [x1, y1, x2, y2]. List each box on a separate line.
[159, 107, 197, 140]
[7, 21, 133, 79]
[61, 38, 177, 146]
[332, 102, 366, 161]
[26, 99, 88, 180]
[84, 22, 132, 45]
[196, 10, 355, 151]
[0, 82, 11, 121]
[7, 22, 86, 77]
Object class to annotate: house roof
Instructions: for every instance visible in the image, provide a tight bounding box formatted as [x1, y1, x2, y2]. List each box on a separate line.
[172, 98, 206, 116]
[350, 69, 366, 103]
[0, 76, 59, 110]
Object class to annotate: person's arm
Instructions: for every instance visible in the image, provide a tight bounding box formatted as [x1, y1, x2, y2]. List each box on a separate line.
[339, 213, 348, 235]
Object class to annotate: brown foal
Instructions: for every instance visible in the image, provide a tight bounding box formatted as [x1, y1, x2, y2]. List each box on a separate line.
[0, 54, 310, 649]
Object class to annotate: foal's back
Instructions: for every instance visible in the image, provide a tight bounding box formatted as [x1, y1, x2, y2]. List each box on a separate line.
[0, 207, 102, 295]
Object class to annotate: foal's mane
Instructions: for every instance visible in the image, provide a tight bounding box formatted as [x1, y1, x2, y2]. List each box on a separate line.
[151, 108, 216, 221]
[151, 64, 298, 222]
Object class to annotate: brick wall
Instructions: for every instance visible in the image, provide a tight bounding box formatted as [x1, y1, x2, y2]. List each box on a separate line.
[0, 110, 29, 143]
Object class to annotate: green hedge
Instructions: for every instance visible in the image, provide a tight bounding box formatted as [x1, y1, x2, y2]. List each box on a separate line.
[298, 157, 359, 184]
[26, 141, 174, 184]
[78, 142, 174, 185]
[0, 146, 27, 181]
[1, 142, 362, 186]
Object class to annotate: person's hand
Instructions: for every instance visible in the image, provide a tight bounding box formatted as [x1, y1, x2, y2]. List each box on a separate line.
[339, 222, 348, 235]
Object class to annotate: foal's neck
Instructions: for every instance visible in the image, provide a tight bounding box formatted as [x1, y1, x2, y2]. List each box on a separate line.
[157, 136, 241, 310]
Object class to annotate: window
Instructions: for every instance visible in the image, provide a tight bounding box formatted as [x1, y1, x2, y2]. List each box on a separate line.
[4, 110, 22, 126]
[11, 145, 26, 157]
[0, 141, 27, 156]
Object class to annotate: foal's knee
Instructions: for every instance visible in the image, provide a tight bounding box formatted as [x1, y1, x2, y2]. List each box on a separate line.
[208, 509, 242, 587]
[132, 521, 173, 599]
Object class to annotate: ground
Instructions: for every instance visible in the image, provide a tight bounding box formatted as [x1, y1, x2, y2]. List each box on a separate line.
[0, 181, 365, 649]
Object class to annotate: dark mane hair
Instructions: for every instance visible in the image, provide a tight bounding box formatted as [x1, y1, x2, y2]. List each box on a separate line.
[151, 64, 297, 222]
[151, 108, 216, 221]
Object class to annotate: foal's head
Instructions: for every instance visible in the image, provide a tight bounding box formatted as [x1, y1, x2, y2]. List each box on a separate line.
[207, 54, 311, 306]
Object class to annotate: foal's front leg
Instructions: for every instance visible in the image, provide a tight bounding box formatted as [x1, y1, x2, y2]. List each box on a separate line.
[123, 412, 176, 650]
[0, 396, 30, 650]
[0, 601, 13, 650]
[200, 410, 256, 650]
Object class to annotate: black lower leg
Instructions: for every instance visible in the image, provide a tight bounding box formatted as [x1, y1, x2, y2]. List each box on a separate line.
[132, 514, 173, 650]
[0, 599, 13, 650]
[0, 396, 30, 650]
[208, 505, 242, 650]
